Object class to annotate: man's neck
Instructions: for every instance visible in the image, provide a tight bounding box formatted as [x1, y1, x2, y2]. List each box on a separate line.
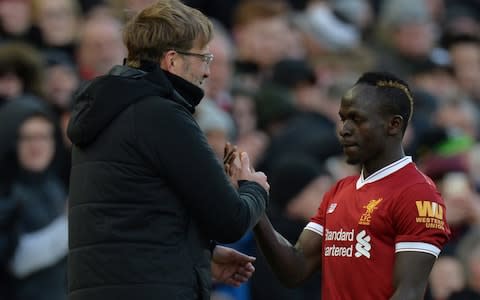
[362, 150, 406, 179]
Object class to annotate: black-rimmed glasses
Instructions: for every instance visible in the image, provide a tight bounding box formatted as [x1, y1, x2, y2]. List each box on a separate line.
[176, 50, 214, 65]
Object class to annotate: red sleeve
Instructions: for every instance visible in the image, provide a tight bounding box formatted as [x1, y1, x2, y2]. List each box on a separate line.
[393, 182, 451, 256]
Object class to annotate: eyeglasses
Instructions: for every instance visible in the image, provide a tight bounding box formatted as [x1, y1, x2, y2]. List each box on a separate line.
[176, 50, 214, 65]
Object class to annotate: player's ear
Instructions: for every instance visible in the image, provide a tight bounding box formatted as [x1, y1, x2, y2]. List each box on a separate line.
[387, 115, 404, 136]
[160, 50, 177, 72]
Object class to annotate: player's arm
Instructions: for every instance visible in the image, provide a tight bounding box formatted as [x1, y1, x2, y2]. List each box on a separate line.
[390, 181, 450, 300]
[253, 214, 322, 287]
[390, 251, 436, 300]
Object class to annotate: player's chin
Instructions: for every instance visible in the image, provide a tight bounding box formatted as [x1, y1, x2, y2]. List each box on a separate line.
[345, 154, 360, 165]
[343, 148, 360, 165]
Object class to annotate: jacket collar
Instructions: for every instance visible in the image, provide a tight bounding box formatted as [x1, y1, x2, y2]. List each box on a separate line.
[139, 60, 204, 112]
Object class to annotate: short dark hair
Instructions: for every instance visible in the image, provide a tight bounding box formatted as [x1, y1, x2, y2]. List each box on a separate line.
[356, 72, 413, 133]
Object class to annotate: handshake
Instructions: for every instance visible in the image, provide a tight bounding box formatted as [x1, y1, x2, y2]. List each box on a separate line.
[210, 143, 270, 288]
[222, 142, 270, 193]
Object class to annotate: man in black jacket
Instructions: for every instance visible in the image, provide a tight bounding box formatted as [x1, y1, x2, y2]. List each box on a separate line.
[66, 1, 270, 300]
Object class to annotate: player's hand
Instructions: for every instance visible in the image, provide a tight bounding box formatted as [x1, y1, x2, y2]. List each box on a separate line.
[211, 245, 256, 287]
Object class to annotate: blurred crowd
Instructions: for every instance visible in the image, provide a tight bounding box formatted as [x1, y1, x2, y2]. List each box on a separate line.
[0, 0, 479, 299]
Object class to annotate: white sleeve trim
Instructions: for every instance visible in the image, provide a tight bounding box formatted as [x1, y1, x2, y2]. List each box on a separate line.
[304, 222, 324, 236]
[9, 214, 68, 278]
[395, 242, 441, 257]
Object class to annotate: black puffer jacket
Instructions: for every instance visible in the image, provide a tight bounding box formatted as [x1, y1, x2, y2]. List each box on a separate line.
[67, 63, 268, 300]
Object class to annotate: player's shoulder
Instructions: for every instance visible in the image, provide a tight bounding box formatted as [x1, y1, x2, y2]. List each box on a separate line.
[397, 164, 444, 203]
[323, 175, 359, 199]
[333, 175, 359, 190]
[401, 164, 438, 190]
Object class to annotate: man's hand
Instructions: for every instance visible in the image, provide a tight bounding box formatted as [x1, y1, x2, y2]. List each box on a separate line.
[236, 152, 270, 192]
[223, 142, 238, 175]
[224, 142, 269, 192]
[224, 142, 240, 188]
[211, 245, 256, 287]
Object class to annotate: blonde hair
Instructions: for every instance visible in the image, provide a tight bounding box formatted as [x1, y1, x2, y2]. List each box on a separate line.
[123, 0, 213, 67]
[376, 80, 414, 121]
[356, 72, 414, 130]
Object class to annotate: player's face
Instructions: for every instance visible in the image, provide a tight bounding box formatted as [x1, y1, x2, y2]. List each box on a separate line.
[337, 85, 388, 166]
[173, 44, 212, 89]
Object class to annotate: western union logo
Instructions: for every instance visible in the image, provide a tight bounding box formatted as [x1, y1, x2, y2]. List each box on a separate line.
[416, 201, 443, 219]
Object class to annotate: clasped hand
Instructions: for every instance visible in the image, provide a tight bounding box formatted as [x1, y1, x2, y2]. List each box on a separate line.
[223, 142, 269, 192]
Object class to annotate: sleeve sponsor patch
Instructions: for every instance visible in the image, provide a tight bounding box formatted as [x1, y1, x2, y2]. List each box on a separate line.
[415, 200, 446, 230]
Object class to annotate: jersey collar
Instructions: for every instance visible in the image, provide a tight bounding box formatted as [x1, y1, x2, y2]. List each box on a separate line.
[356, 156, 412, 190]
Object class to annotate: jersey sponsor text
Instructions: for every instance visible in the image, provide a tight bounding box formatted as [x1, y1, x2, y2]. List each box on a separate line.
[324, 229, 372, 258]
[415, 201, 446, 230]
[325, 229, 354, 241]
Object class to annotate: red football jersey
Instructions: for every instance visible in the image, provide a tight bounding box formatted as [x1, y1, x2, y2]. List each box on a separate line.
[306, 157, 450, 300]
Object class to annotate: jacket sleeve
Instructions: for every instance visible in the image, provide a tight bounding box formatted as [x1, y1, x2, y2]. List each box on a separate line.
[135, 98, 268, 243]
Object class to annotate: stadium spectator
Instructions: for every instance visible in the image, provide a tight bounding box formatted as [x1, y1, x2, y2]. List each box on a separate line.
[75, 13, 126, 80]
[0, 97, 68, 300]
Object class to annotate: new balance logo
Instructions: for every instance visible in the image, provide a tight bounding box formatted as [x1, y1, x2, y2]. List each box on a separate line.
[355, 230, 371, 258]
[327, 203, 337, 214]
